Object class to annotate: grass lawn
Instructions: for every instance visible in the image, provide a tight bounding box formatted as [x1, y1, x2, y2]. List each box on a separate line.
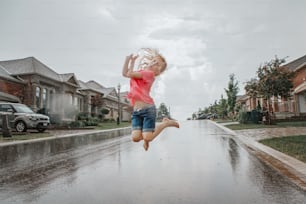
[259, 135, 306, 163]
[225, 121, 306, 130]
[214, 119, 236, 123]
[0, 132, 51, 142]
[221, 120, 306, 163]
[225, 123, 275, 130]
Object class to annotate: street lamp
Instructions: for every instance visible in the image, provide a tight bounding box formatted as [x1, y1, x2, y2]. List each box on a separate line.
[117, 83, 121, 125]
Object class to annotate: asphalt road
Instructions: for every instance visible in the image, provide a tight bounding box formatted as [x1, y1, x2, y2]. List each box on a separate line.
[0, 120, 306, 204]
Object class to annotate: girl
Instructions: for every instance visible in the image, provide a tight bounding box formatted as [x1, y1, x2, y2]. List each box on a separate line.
[122, 48, 179, 151]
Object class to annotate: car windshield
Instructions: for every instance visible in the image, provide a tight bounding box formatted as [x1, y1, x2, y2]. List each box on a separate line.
[14, 104, 34, 113]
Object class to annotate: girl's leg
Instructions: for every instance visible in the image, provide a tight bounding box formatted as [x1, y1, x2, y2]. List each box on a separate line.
[142, 118, 179, 151]
[132, 130, 143, 142]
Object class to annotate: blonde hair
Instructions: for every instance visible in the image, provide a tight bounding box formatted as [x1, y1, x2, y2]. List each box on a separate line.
[156, 55, 167, 74]
[137, 48, 167, 73]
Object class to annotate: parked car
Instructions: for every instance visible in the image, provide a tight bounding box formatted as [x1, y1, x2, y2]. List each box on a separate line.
[0, 102, 50, 132]
[197, 113, 208, 120]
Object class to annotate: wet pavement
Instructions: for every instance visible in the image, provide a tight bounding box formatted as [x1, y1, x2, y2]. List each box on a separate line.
[215, 122, 306, 191]
[0, 120, 306, 204]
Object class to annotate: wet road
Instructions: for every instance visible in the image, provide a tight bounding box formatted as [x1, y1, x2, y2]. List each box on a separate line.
[0, 120, 306, 204]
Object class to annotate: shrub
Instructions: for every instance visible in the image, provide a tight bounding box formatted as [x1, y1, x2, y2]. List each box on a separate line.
[101, 108, 110, 115]
[84, 117, 99, 126]
[77, 112, 89, 120]
[238, 110, 249, 124]
[97, 108, 110, 121]
[69, 121, 85, 128]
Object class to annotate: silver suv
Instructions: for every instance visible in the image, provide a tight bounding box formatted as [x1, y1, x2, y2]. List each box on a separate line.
[0, 102, 50, 132]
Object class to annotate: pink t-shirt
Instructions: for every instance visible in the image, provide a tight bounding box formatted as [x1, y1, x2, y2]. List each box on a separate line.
[127, 70, 155, 106]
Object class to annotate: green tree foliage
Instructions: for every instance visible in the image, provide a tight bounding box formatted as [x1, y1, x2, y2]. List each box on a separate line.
[195, 95, 228, 119]
[217, 94, 227, 118]
[244, 78, 259, 98]
[157, 103, 171, 120]
[245, 56, 295, 110]
[256, 56, 295, 99]
[225, 74, 239, 114]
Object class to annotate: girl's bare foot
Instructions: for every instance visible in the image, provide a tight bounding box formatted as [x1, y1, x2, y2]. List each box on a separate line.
[162, 118, 180, 128]
[143, 140, 149, 151]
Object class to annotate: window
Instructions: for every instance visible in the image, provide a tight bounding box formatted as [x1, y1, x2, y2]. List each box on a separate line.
[278, 95, 282, 103]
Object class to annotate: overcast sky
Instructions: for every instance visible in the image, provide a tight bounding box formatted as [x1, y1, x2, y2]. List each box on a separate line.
[1, 0, 306, 120]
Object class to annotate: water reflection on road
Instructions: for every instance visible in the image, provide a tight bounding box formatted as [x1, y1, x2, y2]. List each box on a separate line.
[0, 120, 305, 204]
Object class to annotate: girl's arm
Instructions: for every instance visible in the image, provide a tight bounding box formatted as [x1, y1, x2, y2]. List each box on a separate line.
[122, 55, 131, 77]
[122, 54, 142, 79]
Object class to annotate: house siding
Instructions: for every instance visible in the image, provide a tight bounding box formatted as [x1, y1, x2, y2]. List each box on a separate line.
[293, 67, 306, 88]
[0, 79, 25, 101]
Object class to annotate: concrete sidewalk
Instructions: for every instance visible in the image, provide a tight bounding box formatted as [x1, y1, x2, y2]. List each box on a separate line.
[213, 121, 306, 192]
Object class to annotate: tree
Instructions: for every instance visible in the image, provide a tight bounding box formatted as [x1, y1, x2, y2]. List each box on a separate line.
[99, 108, 110, 121]
[217, 94, 227, 118]
[244, 78, 259, 98]
[225, 74, 239, 114]
[246, 56, 295, 111]
[157, 103, 170, 120]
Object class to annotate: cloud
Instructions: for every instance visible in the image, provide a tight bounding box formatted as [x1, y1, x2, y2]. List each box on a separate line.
[98, 8, 115, 20]
[1, 0, 306, 120]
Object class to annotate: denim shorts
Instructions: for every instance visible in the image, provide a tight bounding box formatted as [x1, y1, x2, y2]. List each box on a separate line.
[132, 105, 156, 132]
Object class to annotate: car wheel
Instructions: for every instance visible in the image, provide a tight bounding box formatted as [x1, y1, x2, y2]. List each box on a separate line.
[15, 121, 27, 132]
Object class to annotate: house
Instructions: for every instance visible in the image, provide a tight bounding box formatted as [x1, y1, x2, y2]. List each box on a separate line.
[238, 54, 306, 119]
[78, 80, 104, 117]
[120, 91, 133, 122]
[283, 54, 306, 116]
[0, 57, 132, 124]
[0, 57, 83, 123]
[236, 95, 250, 111]
[79, 80, 131, 122]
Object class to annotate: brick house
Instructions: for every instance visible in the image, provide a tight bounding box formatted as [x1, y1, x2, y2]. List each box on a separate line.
[238, 54, 306, 118]
[283, 54, 306, 116]
[0, 57, 132, 123]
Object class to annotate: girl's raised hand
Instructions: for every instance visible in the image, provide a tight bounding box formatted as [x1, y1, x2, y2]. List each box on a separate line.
[130, 54, 138, 62]
[126, 54, 133, 60]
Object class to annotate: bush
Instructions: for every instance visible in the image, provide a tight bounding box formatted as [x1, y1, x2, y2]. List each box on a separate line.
[238, 111, 249, 124]
[77, 112, 89, 120]
[97, 108, 110, 121]
[84, 117, 99, 126]
[101, 108, 110, 115]
[250, 109, 259, 124]
[69, 121, 85, 128]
